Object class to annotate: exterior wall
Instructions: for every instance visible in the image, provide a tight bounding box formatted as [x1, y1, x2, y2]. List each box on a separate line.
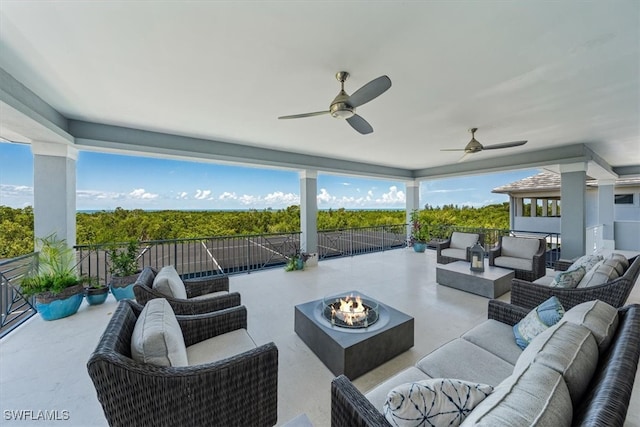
[513, 216, 561, 234]
[614, 221, 640, 251]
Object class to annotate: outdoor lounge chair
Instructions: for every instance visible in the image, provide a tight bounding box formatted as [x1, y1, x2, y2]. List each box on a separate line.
[87, 299, 278, 427]
[436, 231, 484, 264]
[489, 235, 547, 281]
[133, 266, 241, 315]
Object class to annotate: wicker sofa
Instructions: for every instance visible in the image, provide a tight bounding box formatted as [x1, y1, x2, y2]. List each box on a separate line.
[489, 235, 547, 281]
[511, 255, 640, 311]
[331, 300, 640, 426]
[436, 232, 484, 264]
[87, 300, 278, 427]
[133, 266, 241, 314]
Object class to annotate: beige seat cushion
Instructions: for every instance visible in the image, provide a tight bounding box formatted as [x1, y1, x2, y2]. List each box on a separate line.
[461, 319, 523, 365]
[186, 328, 256, 365]
[441, 248, 467, 261]
[189, 290, 229, 300]
[130, 298, 188, 367]
[460, 363, 572, 427]
[365, 366, 432, 413]
[514, 321, 598, 404]
[494, 256, 533, 271]
[153, 265, 188, 299]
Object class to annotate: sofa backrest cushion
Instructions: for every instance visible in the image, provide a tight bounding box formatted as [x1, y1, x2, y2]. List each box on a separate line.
[561, 300, 619, 353]
[500, 236, 540, 259]
[130, 298, 188, 367]
[514, 321, 598, 405]
[603, 258, 625, 276]
[513, 296, 565, 350]
[577, 260, 619, 288]
[450, 232, 479, 250]
[459, 363, 572, 427]
[609, 253, 629, 270]
[153, 265, 188, 299]
[384, 378, 493, 427]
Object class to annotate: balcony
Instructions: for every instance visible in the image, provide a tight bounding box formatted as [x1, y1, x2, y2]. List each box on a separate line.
[1, 248, 639, 426]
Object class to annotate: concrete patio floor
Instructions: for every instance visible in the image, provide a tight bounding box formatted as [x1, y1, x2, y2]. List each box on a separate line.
[1, 248, 639, 426]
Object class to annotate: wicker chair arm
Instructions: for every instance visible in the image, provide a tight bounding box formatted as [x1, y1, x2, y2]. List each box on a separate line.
[487, 300, 529, 326]
[331, 375, 390, 426]
[88, 342, 278, 427]
[554, 259, 574, 271]
[133, 283, 241, 315]
[488, 247, 501, 266]
[184, 275, 229, 297]
[177, 305, 248, 346]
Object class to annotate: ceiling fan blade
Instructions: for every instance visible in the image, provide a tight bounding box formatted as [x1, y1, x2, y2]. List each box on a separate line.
[458, 153, 471, 163]
[278, 111, 330, 120]
[440, 148, 466, 151]
[347, 75, 392, 108]
[482, 140, 527, 150]
[346, 114, 373, 134]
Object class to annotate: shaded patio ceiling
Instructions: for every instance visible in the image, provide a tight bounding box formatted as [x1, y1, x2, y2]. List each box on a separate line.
[0, 1, 638, 180]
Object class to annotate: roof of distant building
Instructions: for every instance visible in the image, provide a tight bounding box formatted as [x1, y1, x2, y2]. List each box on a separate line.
[492, 171, 640, 194]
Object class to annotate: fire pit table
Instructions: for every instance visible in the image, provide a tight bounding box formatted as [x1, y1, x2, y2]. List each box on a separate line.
[294, 291, 414, 379]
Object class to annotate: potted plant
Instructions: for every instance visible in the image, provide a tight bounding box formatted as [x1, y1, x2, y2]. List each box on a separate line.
[285, 251, 311, 271]
[108, 241, 141, 301]
[409, 209, 429, 253]
[84, 276, 109, 306]
[20, 234, 86, 321]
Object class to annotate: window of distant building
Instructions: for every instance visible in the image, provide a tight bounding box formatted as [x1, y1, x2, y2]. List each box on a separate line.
[614, 194, 634, 205]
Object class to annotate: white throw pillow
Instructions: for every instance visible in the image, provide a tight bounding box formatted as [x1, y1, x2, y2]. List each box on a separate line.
[130, 298, 188, 367]
[153, 265, 188, 299]
[383, 378, 493, 427]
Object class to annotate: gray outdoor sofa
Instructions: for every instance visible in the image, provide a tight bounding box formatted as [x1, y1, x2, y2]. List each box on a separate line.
[331, 299, 640, 426]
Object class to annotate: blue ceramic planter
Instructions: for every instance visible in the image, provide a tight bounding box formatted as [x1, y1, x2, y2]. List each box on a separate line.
[413, 242, 427, 253]
[35, 288, 84, 321]
[110, 283, 135, 301]
[85, 288, 109, 305]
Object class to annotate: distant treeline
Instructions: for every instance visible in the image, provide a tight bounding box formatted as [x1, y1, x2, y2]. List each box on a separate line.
[0, 203, 509, 258]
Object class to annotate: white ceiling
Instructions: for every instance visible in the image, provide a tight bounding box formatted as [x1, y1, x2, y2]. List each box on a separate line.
[0, 1, 638, 177]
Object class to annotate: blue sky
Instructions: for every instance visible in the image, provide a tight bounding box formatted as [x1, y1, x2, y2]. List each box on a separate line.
[0, 142, 538, 211]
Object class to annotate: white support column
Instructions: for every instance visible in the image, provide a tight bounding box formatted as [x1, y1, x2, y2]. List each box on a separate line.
[405, 180, 420, 242]
[300, 170, 318, 267]
[560, 163, 587, 259]
[551, 200, 558, 216]
[531, 198, 538, 217]
[515, 197, 523, 217]
[596, 179, 615, 242]
[31, 141, 77, 247]
[541, 199, 548, 217]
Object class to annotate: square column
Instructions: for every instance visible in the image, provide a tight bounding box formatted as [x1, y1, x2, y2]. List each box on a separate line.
[560, 163, 587, 259]
[300, 170, 318, 266]
[31, 141, 77, 247]
[596, 179, 615, 242]
[405, 181, 420, 241]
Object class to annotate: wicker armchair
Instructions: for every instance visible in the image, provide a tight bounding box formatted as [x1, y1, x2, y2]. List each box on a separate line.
[488, 236, 547, 281]
[87, 300, 278, 427]
[133, 266, 240, 315]
[436, 231, 485, 264]
[511, 255, 640, 311]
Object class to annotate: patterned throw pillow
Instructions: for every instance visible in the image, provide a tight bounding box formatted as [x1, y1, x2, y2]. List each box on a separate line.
[513, 296, 565, 350]
[383, 378, 493, 427]
[550, 266, 586, 288]
[568, 254, 603, 273]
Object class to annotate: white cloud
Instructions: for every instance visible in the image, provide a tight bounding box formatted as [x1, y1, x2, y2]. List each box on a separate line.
[129, 188, 158, 199]
[264, 191, 299, 205]
[0, 184, 33, 197]
[375, 186, 405, 205]
[177, 192, 188, 199]
[426, 188, 475, 194]
[239, 194, 259, 205]
[342, 182, 351, 186]
[194, 189, 212, 200]
[219, 191, 237, 200]
[77, 189, 124, 200]
[317, 188, 335, 204]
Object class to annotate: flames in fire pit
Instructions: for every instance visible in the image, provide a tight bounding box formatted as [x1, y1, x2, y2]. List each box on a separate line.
[323, 294, 379, 329]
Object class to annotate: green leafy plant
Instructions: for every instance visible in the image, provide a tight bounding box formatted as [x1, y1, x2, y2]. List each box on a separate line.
[108, 241, 140, 277]
[409, 209, 429, 244]
[20, 234, 85, 296]
[285, 251, 311, 272]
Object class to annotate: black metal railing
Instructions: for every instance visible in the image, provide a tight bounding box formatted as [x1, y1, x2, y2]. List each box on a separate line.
[75, 232, 302, 286]
[0, 253, 37, 338]
[317, 224, 407, 259]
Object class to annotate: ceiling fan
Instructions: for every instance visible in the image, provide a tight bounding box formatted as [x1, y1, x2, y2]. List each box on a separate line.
[441, 128, 527, 161]
[278, 71, 392, 135]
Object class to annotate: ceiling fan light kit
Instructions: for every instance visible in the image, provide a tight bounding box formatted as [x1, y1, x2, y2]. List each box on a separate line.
[278, 71, 391, 135]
